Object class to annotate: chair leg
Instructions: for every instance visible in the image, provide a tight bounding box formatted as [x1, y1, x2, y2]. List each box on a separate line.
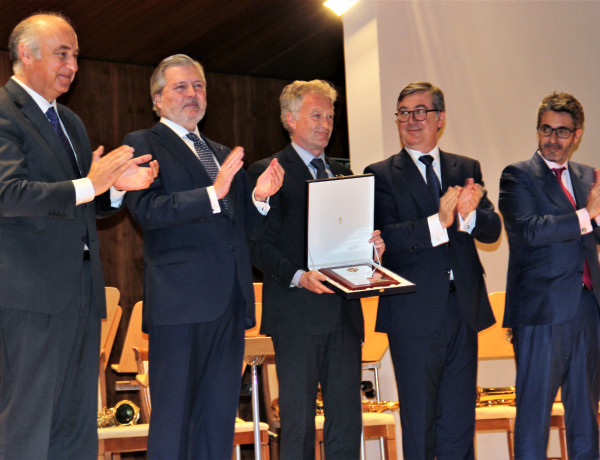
[558, 426, 568, 460]
[507, 421, 515, 460]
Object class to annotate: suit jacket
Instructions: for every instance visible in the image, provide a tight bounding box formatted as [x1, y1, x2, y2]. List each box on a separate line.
[365, 149, 501, 337]
[0, 79, 110, 316]
[125, 122, 265, 332]
[247, 144, 363, 338]
[499, 152, 600, 327]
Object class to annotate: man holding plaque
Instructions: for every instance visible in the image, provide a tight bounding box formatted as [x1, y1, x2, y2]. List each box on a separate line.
[365, 81, 501, 459]
[248, 80, 384, 459]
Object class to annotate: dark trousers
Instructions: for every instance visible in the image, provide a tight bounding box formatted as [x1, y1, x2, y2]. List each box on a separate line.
[147, 285, 246, 460]
[388, 291, 477, 460]
[0, 260, 99, 460]
[513, 290, 600, 460]
[272, 310, 362, 460]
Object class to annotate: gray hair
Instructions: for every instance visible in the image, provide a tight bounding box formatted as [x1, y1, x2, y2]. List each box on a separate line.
[150, 54, 206, 115]
[9, 12, 72, 73]
[279, 80, 337, 133]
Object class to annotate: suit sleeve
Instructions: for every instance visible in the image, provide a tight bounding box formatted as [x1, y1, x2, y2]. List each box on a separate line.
[499, 164, 582, 246]
[247, 160, 301, 287]
[124, 132, 215, 230]
[466, 160, 501, 244]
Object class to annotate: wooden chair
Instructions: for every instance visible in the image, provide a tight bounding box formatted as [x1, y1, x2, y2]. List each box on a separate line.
[99, 287, 123, 410]
[111, 300, 148, 374]
[476, 291, 567, 460]
[132, 346, 270, 459]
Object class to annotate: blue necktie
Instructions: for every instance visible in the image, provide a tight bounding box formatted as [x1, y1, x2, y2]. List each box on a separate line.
[419, 155, 441, 207]
[310, 158, 329, 179]
[186, 133, 229, 211]
[46, 107, 81, 178]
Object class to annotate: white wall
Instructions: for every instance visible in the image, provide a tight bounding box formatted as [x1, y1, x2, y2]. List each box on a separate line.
[346, 1, 600, 458]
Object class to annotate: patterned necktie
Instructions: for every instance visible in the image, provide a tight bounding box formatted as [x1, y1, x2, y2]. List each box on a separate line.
[186, 133, 229, 211]
[552, 167, 593, 289]
[419, 154, 442, 207]
[310, 158, 329, 179]
[46, 107, 81, 178]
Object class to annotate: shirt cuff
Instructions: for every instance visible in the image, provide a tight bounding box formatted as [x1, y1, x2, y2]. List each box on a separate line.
[428, 213, 449, 247]
[252, 188, 270, 215]
[459, 210, 477, 234]
[74, 178, 95, 205]
[292, 269, 305, 288]
[207, 186, 221, 214]
[110, 187, 126, 208]
[577, 207, 594, 234]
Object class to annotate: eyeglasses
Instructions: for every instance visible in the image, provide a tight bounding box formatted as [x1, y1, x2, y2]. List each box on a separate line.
[537, 125, 575, 139]
[394, 109, 439, 123]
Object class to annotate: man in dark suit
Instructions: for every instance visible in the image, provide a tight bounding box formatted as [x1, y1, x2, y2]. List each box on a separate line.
[125, 54, 284, 459]
[0, 13, 157, 460]
[364, 81, 501, 459]
[499, 91, 600, 458]
[248, 80, 384, 460]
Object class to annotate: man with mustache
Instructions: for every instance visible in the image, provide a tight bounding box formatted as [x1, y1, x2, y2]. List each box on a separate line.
[125, 54, 284, 459]
[499, 91, 600, 458]
[0, 12, 157, 460]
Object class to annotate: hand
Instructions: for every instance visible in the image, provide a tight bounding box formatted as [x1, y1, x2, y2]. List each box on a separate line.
[439, 186, 461, 228]
[586, 169, 600, 219]
[457, 178, 484, 218]
[114, 154, 159, 191]
[369, 229, 385, 259]
[299, 270, 335, 294]
[254, 158, 285, 202]
[87, 145, 134, 196]
[214, 147, 244, 199]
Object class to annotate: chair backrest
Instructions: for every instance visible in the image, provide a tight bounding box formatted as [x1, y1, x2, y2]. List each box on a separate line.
[101, 286, 122, 368]
[245, 282, 263, 337]
[478, 292, 514, 359]
[111, 301, 149, 374]
[361, 296, 389, 363]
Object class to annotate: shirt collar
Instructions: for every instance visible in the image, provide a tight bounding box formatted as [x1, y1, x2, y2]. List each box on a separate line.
[11, 76, 56, 114]
[291, 141, 326, 167]
[160, 117, 200, 139]
[405, 145, 440, 167]
[537, 149, 569, 171]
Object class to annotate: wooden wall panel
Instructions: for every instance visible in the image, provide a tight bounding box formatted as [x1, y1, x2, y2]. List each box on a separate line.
[0, 51, 349, 408]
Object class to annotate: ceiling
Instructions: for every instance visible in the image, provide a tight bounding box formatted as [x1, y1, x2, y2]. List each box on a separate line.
[0, 1, 346, 85]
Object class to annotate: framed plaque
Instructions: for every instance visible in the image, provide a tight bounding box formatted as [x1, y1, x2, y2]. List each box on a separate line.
[306, 174, 415, 300]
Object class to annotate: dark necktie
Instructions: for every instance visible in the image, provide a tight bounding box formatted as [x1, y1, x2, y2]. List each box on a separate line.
[419, 154, 442, 207]
[46, 107, 81, 178]
[552, 167, 593, 289]
[310, 158, 329, 179]
[186, 133, 229, 211]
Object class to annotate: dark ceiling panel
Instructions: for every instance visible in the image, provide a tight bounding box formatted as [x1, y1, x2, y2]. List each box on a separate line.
[0, 0, 345, 85]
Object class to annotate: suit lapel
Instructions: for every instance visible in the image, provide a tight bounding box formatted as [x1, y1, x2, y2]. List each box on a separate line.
[569, 162, 588, 209]
[530, 152, 575, 211]
[59, 105, 88, 175]
[154, 123, 212, 186]
[280, 145, 314, 183]
[392, 149, 438, 215]
[6, 80, 79, 179]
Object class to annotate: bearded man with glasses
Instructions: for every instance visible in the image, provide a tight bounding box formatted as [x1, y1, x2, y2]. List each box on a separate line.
[500, 91, 600, 458]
